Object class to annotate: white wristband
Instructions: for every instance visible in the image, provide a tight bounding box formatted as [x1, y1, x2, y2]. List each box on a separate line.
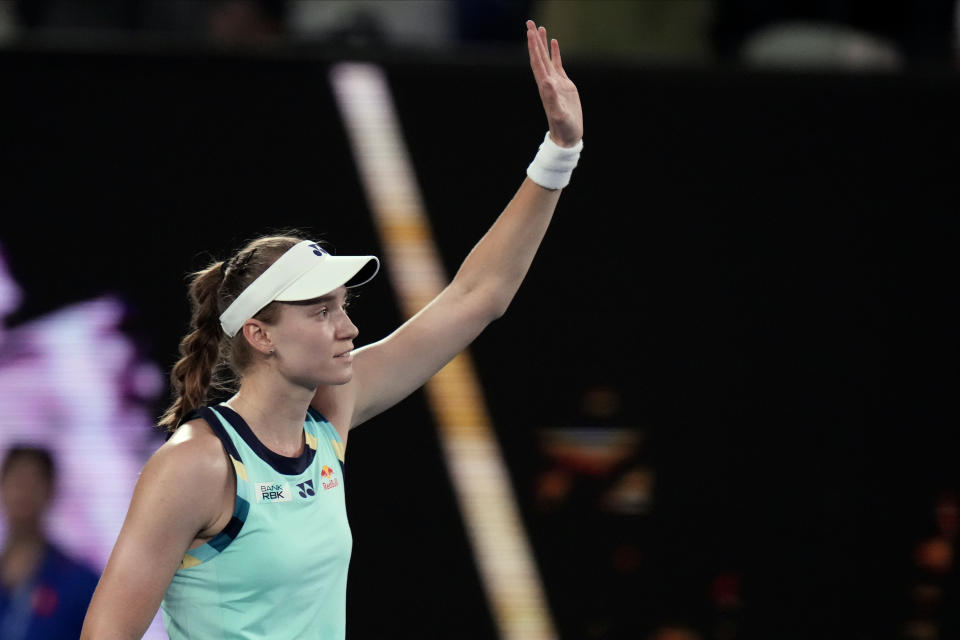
[526, 132, 583, 190]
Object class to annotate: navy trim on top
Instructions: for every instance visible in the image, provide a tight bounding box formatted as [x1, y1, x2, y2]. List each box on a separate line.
[179, 407, 249, 559]
[181, 407, 244, 463]
[307, 406, 328, 424]
[213, 404, 316, 476]
[207, 496, 250, 553]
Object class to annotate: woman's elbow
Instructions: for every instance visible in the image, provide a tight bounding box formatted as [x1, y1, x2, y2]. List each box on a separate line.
[80, 617, 140, 640]
[488, 297, 511, 320]
[451, 279, 511, 322]
[476, 285, 512, 321]
[80, 595, 147, 640]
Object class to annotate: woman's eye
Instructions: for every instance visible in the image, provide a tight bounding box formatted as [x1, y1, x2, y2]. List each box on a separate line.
[316, 308, 329, 318]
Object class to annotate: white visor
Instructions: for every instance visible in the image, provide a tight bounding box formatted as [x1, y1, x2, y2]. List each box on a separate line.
[219, 240, 379, 337]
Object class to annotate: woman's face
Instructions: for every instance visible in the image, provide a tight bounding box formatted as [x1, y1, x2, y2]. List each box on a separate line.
[268, 286, 359, 389]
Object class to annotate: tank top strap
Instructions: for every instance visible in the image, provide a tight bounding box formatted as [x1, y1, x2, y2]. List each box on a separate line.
[182, 407, 244, 462]
[175, 406, 252, 569]
[307, 407, 345, 473]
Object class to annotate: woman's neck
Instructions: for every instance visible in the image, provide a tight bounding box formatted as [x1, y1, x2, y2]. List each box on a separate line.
[225, 373, 316, 457]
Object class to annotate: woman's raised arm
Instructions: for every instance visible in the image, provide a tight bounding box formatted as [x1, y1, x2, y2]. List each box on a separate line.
[314, 21, 584, 431]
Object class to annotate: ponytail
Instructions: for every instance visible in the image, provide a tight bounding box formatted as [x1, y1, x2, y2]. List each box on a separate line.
[157, 233, 307, 431]
[157, 261, 227, 432]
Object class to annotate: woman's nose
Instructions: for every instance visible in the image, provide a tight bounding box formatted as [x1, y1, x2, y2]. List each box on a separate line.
[338, 313, 359, 340]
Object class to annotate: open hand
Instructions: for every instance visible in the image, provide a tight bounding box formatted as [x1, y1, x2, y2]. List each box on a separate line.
[526, 20, 583, 148]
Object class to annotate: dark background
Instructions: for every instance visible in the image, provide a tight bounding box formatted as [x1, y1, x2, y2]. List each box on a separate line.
[2, 38, 959, 639]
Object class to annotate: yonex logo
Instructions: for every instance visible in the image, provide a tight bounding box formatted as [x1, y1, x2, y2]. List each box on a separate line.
[308, 243, 327, 257]
[297, 479, 316, 499]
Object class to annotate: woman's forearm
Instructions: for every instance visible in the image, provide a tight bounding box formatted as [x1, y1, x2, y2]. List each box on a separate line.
[451, 177, 563, 317]
[449, 21, 583, 318]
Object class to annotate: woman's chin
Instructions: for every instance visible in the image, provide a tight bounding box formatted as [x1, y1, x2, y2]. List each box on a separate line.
[321, 369, 353, 387]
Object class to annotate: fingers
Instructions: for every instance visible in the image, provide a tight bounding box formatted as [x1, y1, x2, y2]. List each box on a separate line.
[526, 20, 545, 56]
[551, 38, 567, 77]
[527, 21, 566, 67]
[526, 20, 569, 82]
[527, 25, 549, 80]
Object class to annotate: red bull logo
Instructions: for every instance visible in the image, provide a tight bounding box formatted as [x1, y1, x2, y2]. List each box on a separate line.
[320, 465, 339, 490]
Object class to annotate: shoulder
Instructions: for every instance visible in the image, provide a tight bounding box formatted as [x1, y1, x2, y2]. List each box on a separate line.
[149, 418, 230, 485]
[165, 415, 226, 455]
[133, 418, 231, 528]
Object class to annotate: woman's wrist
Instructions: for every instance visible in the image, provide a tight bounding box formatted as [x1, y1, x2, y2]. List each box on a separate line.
[526, 131, 583, 190]
[548, 131, 582, 148]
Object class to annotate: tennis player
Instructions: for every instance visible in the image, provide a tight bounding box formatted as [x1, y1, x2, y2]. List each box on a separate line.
[81, 19, 583, 639]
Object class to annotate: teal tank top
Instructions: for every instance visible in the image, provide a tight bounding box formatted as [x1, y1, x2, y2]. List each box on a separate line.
[161, 404, 351, 639]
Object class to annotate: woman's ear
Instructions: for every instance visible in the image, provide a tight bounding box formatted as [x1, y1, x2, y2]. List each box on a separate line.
[241, 319, 275, 356]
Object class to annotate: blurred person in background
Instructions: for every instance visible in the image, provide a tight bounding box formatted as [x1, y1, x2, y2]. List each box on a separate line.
[9, 0, 287, 44]
[711, 0, 957, 69]
[0, 243, 165, 579]
[0, 446, 99, 640]
[81, 19, 583, 639]
[6, 0, 960, 69]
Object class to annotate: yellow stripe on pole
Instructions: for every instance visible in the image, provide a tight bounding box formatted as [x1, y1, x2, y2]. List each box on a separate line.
[330, 62, 556, 640]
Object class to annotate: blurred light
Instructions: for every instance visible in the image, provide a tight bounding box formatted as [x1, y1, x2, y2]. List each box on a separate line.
[741, 21, 902, 70]
[538, 427, 641, 476]
[0, 246, 167, 637]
